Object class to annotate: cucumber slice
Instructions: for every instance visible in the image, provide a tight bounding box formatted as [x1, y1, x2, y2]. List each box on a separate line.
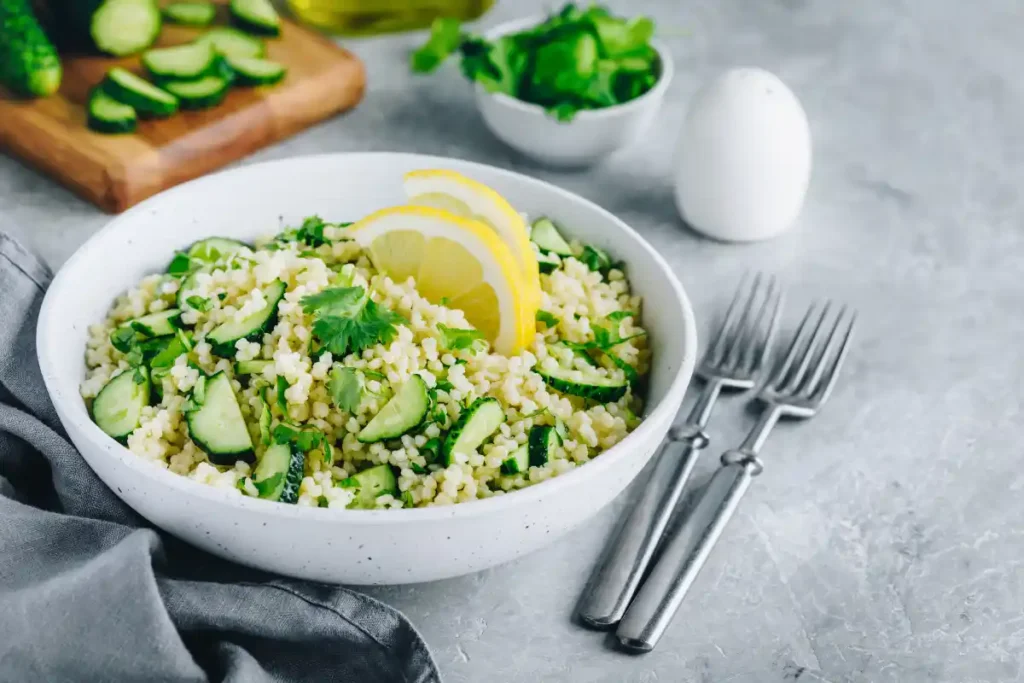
[531, 218, 573, 256]
[188, 237, 250, 264]
[528, 425, 558, 467]
[206, 280, 286, 356]
[538, 366, 628, 402]
[91, 0, 162, 57]
[162, 1, 216, 26]
[91, 367, 150, 439]
[554, 341, 598, 368]
[195, 27, 265, 59]
[234, 359, 271, 376]
[185, 370, 254, 464]
[142, 42, 216, 80]
[252, 443, 303, 503]
[224, 55, 286, 86]
[102, 67, 178, 118]
[149, 332, 191, 369]
[124, 308, 182, 338]
[163, 75, 229, 109]
[87, 87, 137, 134]
[176, 266, 209, 311]
[229, 0, 281, 36]
[441, 397, 505, 466]
[357, 375, 429, 443]
[500, 443, 529, 475]
[346, 464, 398, 509]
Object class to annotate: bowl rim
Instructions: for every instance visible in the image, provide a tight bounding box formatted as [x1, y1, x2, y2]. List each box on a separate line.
[38, 152, 697, 524]
[474, 14, 675, 121]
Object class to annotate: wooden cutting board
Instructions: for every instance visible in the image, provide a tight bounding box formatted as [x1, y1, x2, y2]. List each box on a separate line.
[0, 13, 365, 213]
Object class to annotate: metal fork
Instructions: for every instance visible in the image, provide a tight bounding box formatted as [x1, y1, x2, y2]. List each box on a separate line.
[616, 301, 858, 652]
[577, 273, 782, 627]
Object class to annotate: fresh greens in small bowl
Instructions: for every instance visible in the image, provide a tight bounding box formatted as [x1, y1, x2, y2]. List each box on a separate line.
[412, 3, 662, 123]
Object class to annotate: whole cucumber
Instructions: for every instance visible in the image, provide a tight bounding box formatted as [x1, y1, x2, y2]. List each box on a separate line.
[0, 0, 62, 97]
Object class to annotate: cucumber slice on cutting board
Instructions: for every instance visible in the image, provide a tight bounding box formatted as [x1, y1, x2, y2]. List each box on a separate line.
[225, 55, 286, 86]
[91, 0, 162, 57]
[143, 42, 216, 81]
[162, 1, 216, 26]
[229, 0, 280, 36]
[102, 67, 178, 117]
[87, 87, 137, 134]
[163, 75, 229, 109]
[357, 375, 429, 443]
[195, 27, 265, 59]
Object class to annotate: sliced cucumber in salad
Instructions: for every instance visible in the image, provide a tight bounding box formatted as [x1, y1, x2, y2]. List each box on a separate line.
[188, 237, 250, 264]
[234, 359, 272, 376]
[125, 308, 182, 338]
[528, 425, 559, 467]
[357, 375, 429, 443]
[500, 443, 529, 475]
[538, 365, 628, 402]
[252, 442, 303, 503]
[530, 217, 573, 256]
[185, 371, 254, 464]
[441, 397, 505, 466]
[92, 367, 150, 439]
[206, 280, 286, 356]
[346, 464, 398, 509]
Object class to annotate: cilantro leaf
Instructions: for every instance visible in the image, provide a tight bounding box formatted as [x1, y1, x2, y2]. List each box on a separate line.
[273, 424, 324, 452]
[436, 324, 486, 352]
[411, 17, 463, 73]
[323, 441, 334, 465]
[536, 310, 560, 328]
[592, 321, 646, 350]
[434, 379, 454, 393]
[166, 252, 192, 277]
[606, 310, 633, 322]
[302, 287, 406, 357]
[421, 437, 442, 464]
[276, 215, 330, 248]
[410, 462, 427, 475]
[328, 366, 362, 413]
[186, 295, 212, 312]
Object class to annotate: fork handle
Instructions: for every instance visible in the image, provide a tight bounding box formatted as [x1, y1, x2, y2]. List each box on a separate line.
[615, 452, 763, 651]
[577, 430, 708, 627]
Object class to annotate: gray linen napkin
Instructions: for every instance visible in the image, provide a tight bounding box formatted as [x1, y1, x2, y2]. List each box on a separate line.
[0, 232, 441, 683]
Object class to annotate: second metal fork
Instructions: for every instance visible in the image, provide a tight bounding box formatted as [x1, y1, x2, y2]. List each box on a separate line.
[577, 273, 782, 627]
[616, 300, 858, 651]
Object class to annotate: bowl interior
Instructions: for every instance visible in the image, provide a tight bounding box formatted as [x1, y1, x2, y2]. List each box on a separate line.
[38, 153, 695, 518]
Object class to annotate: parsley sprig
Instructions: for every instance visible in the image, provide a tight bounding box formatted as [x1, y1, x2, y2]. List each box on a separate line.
[301, 287, 407, 358]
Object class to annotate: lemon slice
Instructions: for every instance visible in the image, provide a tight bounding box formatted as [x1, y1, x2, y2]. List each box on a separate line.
[348, 205, 535, 355]
[403, 169, 542, 309]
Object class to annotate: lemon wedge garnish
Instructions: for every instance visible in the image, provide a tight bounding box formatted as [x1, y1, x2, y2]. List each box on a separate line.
[347, 205, 536, 356]
[403, 169, 542, 310]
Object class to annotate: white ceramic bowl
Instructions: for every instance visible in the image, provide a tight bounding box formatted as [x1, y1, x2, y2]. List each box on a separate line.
[474, 17, 673, 167]
[37, 153, 696, 585]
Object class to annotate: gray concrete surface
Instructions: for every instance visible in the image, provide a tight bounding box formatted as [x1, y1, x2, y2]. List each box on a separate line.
[4, 0, 1023, 680]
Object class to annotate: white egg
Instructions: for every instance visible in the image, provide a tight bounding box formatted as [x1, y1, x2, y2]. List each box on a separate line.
[674, 68, 812, 242]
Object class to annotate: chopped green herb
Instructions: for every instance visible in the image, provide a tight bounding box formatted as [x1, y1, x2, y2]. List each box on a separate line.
[434, 379, 454, 393]
[536, 310, 560, 328]
[257, 395, 272, 445]
[186, 295, 212, 312]
[110, 327, 137, 353]
[277, 215, 330, 248]
[217, 292, 228, 301]
[132, 368, 146, 385]
[421, 437, 441, 463]
[301, 286, 406, 357]
[273, 423, 324, 452]
[323, 441, 334, 465]
[410, 462, 427, 474]
[410, 17, 463, 73]
[254, 473, 283, 497]
[362, 370, 388, 381]
[606, 310, 634, 322]
[412, 4, 660, 122]
[436, 323, 486, 352]
[236, 477, 249, 494]
[328, 366, 362, 413]
[167, 252, 192, 276]
[338, 477, 359, 488]
[580, 245, 613, 273]
[275, 376, 289, 416]
[400, 491, 415, 507]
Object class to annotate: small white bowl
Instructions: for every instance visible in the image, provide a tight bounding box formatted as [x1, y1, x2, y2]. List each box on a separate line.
[37, 153, 697, 585]
[474, 16, 673, 167]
